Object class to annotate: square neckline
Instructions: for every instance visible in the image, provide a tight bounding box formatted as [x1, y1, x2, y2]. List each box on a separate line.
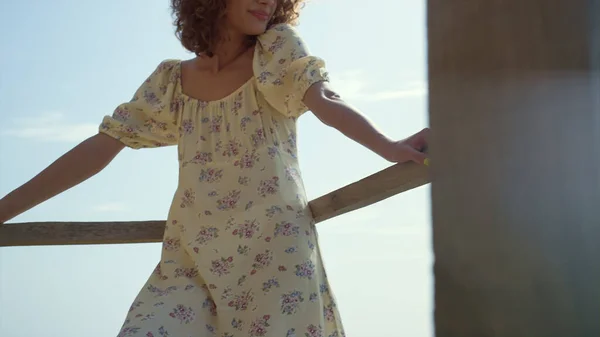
[175, 50, 257, 105]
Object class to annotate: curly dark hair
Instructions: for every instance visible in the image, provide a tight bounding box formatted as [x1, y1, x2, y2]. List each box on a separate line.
[171, 0, 305, 56]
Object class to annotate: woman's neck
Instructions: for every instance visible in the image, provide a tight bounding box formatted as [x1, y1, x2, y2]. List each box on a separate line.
[204, 28, 252, 73]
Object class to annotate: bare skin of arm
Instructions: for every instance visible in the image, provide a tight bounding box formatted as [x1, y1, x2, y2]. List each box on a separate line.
[303, 81, 430, 164]
[0, 133, 125, 223]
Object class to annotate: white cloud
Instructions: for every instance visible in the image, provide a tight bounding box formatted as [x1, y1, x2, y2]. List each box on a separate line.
[2, 112, 98, 142]
[92, 202, 126, 212]
[328, 70, 427, 102]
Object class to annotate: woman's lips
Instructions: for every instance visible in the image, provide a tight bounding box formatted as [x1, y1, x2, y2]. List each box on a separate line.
[249, 10, 270, 21]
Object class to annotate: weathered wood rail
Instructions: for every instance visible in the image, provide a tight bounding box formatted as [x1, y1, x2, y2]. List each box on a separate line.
[0, 160, 429, 247]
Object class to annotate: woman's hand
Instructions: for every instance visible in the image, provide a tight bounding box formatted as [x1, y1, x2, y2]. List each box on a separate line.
[382, 128, 430, 165]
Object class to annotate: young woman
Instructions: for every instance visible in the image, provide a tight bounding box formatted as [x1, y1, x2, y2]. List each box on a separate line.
[0, 0, 430, 336]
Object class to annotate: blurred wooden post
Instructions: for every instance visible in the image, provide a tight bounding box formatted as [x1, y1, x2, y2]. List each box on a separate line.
[428, 1, 600, 337]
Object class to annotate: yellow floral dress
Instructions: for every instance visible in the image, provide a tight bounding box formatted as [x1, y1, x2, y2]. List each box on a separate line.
[99, 24, 346, 337]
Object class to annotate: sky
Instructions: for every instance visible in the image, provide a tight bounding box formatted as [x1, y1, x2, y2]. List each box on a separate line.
[0, 0, 432, 336]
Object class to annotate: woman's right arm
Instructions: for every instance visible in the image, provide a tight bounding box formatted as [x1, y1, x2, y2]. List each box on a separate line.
[0, 133, 125, 223]
[0, 60, 181, 224]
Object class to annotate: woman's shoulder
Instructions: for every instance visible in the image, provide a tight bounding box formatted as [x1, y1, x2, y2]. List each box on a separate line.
[257, 23, 304, 46]
[141, 59, 181, 86]
[255, 24, 312, 64]
[154, 59, 181, 75]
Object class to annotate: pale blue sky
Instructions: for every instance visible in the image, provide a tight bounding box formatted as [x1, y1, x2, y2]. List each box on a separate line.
[0, 0, 432, 336]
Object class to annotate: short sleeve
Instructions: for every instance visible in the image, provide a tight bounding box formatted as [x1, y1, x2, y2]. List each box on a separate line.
[99, 60, 181, 149]
[254, 24, 329, 118]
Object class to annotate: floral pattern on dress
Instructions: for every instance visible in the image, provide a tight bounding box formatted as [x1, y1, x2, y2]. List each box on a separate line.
[195, 226, 219, 245]
[281, 290, 305, 315]
[169, 304, 195, 324]
[102, 23, 343, 337]
[210, 256, 235, 276]
[249, 315, 271, 337]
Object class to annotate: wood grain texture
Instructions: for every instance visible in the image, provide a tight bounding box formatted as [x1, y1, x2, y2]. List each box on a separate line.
[428, 1, 600, 337]
[0, 161, 429, 247]
[309, 160, 429, 223]
[0, 221, 166, 246]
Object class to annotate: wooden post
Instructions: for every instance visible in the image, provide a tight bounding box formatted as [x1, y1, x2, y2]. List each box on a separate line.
[428, 1, 600, 337]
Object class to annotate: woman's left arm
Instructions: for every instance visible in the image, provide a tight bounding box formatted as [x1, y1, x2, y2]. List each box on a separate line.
[303, 81, 430, 165]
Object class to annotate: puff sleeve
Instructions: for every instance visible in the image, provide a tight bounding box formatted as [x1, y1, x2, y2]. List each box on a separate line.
[253, 24, 329, 118]
[99, 60, 181, 149]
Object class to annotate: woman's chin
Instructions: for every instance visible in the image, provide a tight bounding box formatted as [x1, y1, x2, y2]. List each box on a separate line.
[238, 20, 269, 36]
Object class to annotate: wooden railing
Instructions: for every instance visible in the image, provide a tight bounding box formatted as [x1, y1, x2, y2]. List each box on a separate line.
[0, 161, 430, 247]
